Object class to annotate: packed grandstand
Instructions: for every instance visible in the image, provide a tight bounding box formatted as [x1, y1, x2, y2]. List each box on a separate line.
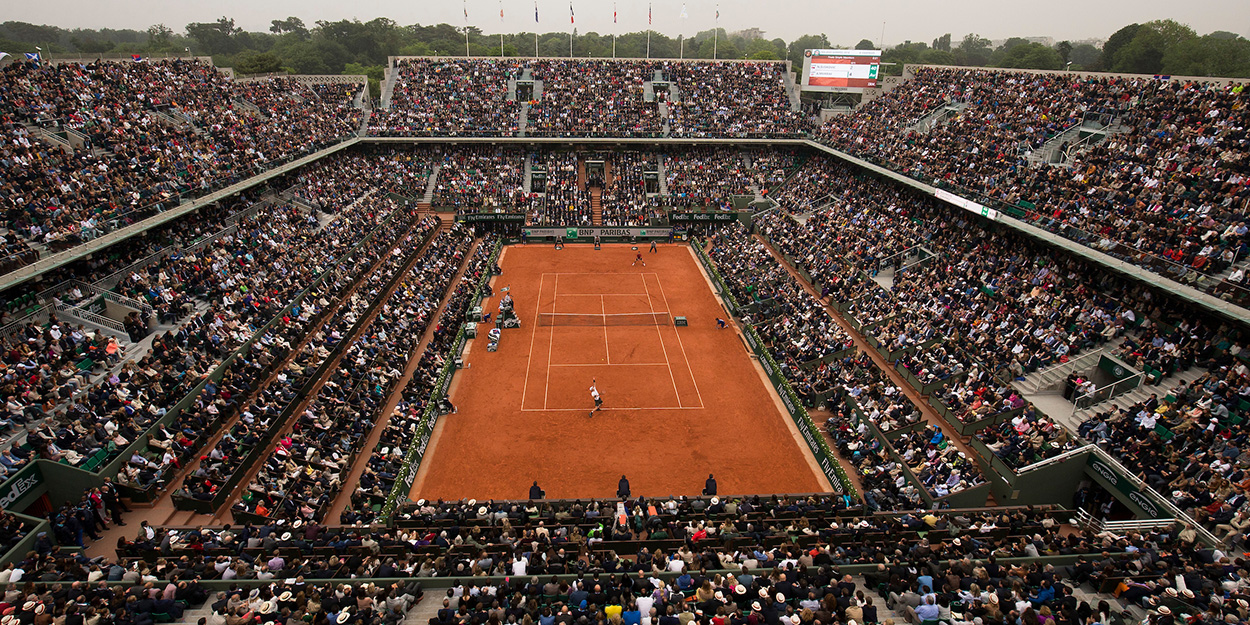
[0, 42, 1246, 625]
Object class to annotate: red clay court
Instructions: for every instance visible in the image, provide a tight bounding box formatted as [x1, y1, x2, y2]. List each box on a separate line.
[411, 244, 828, 501]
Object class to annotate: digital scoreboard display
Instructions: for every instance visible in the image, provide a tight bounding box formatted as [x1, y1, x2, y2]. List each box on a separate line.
[801, 49, 881, 93]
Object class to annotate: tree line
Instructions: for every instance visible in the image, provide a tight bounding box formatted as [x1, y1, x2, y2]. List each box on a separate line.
[0, 16, 1246, 99]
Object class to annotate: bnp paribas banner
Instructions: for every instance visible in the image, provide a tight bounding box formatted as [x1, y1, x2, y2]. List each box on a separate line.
[1086, 455, 1164, 519]
[524, 227, 671, 239]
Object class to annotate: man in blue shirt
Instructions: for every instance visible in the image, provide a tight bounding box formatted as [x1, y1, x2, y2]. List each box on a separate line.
[915, 597, 940, 623]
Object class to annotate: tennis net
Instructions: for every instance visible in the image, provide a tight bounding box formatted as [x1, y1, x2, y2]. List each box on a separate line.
[536, 312, 672, 326]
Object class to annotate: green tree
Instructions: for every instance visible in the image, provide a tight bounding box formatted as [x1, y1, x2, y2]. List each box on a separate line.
[1162, 34, 1250, 77]
[855, 38, 875, 50]
[1100, 23, 1141, 70]
[269, 17, 308, 37]
[932, 33, 951, 52]
[147, 24, 173, 49]
[1069, 43, 1100, 68]
[745, 38, 779, 59]
[996, 42, 1063, 69]
[954, 33, 992, 66]
[186, 17, 242, 55]
[1055, 40, 1072, 63]
[236, 51, 283, 74]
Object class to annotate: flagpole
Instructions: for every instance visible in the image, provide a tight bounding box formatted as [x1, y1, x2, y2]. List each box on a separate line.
[714, 4, 719, 59]
[647, 3, 652, 59]
[535, 32, 539, 57]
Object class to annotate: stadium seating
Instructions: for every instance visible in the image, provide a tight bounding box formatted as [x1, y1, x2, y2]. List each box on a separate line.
[0, 59, 363, 252]
[812, 67, 1250, 304]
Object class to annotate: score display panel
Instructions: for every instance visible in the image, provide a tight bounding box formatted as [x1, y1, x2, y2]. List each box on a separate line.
[801, 49, 882, 93]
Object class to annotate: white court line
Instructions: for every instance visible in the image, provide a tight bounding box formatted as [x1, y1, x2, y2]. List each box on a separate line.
[549, 363, 672, 367]
[553, 293, 650, 296]
[641, 273, 683, 408]
[652, 271, 707, 409]
[543, 275, 558, 410]
[520, 273, 545, 412]
[600, 295, 611, 364]
[521, 406, 704, 412]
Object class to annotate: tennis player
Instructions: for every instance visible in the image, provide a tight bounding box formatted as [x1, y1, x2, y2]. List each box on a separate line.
[589, 379, 604, 417]
[632, 252, 646, 267]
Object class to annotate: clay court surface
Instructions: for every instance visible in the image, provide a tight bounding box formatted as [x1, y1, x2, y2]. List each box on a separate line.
[411, 244, 825, 501]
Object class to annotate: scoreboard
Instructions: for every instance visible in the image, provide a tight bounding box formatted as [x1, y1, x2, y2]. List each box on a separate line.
[801, 49, 881, 93]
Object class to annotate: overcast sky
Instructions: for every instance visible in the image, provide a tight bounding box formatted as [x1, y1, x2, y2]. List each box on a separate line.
[8, 0, 1249, 45]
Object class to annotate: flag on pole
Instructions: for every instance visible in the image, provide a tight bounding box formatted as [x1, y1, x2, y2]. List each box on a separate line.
[534, 1, 540, 22]
[716, 3, 720, 21]
[569, 2, 575, 24]
[0, 52, 9, 62]
[648, 3, 652, 24]
[613, 2, 617, 23]
[463, 0, 469, 22]
[131, 54, 144, 62]
[680, 3, 687, 18]
[25, 52, 39, 61]
[500, 0, 504, 21]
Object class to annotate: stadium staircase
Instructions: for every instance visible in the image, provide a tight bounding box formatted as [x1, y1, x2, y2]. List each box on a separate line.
[907, 101, 968, 134]
[1013, 337, 1130, 396]
[658, 101, 671, 137]
[783, 69, 802, 111]
[1063, 366, 1208, 433]
[1209, 256, 1250, 288]
[422, 165, 441, 208]
[657, 155, 669, 195]
[232, 97, 267, 119]
[380, 66, 397, 110]
[518, 101, 529, 136]
[1028, 116, 1128, 166]
[591, 188, 603, 225]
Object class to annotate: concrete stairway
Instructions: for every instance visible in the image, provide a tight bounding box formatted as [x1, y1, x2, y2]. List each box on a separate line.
[523, 155, 534, 194]
[591, 188, 603, 225]
[423, 165, 441, 205]
[1066, 366, 1208, 430]
[381, 66, 397, 110]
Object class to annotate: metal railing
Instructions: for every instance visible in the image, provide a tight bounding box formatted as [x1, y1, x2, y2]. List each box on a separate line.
[1030, 346, 1114, 393]
[1072, 370, 1145, 414]
[72, 280, 154, 315]
[1014, 444, 1095, 475]
[0, 307, 48, 343]
[1087, 447, 1219, 545]
[95, 247, 175, 290]
[52, 301, 126, 334]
